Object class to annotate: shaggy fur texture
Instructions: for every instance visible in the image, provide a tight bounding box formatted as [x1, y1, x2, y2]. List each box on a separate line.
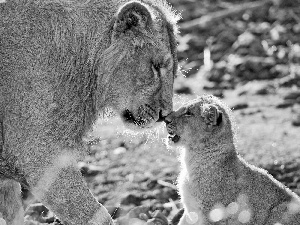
[165, 95, 300, 225]
[0, 0, 179, 224]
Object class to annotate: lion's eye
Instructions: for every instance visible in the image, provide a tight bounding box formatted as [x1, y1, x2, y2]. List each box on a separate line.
[151, 64, 160, 78]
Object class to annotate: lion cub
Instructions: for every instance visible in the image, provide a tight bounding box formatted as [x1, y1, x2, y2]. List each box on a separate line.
[165, 95, 300, 225]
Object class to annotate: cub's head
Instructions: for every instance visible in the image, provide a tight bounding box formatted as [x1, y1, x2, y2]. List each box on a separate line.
[165, 95, 233, 146]
[98, 0, 180, 129]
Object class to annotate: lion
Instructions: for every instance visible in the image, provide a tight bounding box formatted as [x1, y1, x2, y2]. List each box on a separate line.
[0, 0, 180, 224]
[165, 95, 300, 225]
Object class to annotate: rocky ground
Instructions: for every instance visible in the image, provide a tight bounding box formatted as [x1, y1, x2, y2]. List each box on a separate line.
[24, 0, 300, 224]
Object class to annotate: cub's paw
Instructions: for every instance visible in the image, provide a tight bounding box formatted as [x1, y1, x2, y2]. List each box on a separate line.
[146, 211, 168, 225]
[114, 206, 168, 225]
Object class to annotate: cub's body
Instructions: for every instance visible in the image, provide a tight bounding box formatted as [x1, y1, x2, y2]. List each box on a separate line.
[165, 95, 300, 225]
[179, 154, 300, 225]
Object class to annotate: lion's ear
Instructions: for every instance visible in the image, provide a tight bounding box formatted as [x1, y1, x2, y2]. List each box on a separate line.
[201, 104, 223, 131]
[114, 1, 153, 34]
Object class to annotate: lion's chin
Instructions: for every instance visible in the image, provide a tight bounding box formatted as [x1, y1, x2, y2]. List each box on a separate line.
[121, 109, 158, 130]
[122, 120, 156, 131]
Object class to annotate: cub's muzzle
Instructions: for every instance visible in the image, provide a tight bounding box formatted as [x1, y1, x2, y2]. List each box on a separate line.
[164, 113, 181, 143]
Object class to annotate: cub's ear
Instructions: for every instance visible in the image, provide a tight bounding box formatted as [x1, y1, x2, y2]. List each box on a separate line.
[201, 104, 223, 131]
[114, 1, 153, 34]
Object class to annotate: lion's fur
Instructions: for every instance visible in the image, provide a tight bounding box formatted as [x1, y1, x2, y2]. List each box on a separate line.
[166, 95, 300, 225]
[0, 0, 179, 224]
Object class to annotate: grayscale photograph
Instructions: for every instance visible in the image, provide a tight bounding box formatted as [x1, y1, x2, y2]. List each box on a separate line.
[1, 0, 300, 224]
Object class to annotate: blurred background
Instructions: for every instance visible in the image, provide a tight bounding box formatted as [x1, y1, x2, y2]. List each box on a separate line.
[24, 0, 300, 224]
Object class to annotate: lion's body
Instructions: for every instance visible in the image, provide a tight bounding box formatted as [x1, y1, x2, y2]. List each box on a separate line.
[0, 0, 179, 224]
[165, 95, 300, 225]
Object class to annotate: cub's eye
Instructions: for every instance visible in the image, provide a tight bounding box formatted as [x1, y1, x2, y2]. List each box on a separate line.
[185, 108, 193, 116]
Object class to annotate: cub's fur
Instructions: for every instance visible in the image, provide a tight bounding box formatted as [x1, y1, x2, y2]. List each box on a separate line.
[0, 0, 179, 224]
[165, 95, 300, 225]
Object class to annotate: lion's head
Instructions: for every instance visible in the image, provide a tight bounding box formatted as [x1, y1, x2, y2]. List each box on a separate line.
[97, 0, 180, 129]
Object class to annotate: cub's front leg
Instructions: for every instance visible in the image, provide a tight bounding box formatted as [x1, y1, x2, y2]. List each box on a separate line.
[178, 211, 207, 225]
[26, 150, 113, 225]
[265, 201, 300, 225]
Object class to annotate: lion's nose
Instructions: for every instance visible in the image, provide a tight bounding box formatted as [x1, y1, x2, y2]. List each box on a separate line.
[164, 113, 173, 125]
[156, 110, 166, 122]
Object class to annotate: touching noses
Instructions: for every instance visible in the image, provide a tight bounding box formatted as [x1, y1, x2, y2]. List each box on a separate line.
[164, 112, 174, 125]
[160, 104, 173, 119]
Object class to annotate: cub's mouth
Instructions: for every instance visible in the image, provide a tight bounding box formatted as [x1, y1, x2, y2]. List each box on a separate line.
[167, 131, 181, 143]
